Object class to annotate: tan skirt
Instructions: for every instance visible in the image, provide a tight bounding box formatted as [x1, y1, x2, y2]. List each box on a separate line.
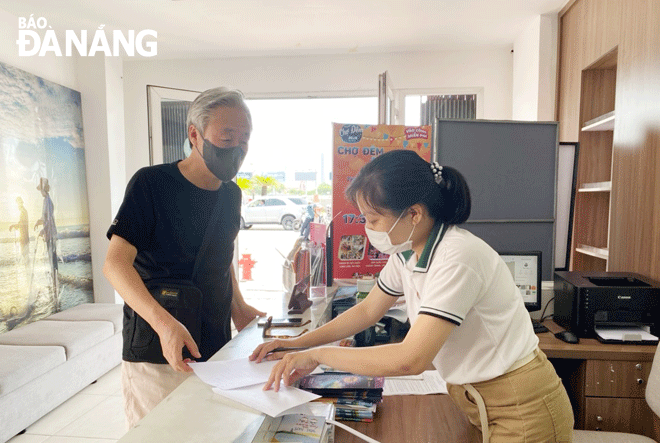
[447, 349, 574, 443]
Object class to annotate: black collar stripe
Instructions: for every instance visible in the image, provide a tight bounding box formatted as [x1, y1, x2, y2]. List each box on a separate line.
[419, 311, 461, 326]
[376, 279, 404, 297]
[396, 253, 406, 265]
[419, 306, 463, 322]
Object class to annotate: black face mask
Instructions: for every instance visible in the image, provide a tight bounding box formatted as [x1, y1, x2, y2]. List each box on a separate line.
[198, 138, 246, 182]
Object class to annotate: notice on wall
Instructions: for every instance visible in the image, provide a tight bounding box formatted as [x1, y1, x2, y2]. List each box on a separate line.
[331, 123, 432, 279]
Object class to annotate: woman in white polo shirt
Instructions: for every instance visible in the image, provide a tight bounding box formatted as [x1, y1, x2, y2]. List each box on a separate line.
[251, 149, 574, 442]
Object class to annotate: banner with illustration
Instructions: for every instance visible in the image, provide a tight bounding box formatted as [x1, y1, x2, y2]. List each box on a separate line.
[0, 61, 92, 333]
[331, 123, 432, 279]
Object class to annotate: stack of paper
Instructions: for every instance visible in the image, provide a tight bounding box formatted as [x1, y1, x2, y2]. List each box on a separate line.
[595, 326, 659, 344]
[383, 370, 447, 396]
[190, 358, 320, 417]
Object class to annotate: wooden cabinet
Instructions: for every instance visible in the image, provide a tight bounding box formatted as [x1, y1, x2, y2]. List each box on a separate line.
[585, 360, 652, 398]
[570, 48, 618, 272]
[551, 357, 658, 437]
[583, 360, 656, 434]
[584, 398, 656, 434]
[540, 321, 659, 439]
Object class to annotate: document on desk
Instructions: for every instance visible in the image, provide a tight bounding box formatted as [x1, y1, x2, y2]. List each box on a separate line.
[212, 384, 321, 417]
[383, 370, 447, 395]
[189, 358, 279, 390]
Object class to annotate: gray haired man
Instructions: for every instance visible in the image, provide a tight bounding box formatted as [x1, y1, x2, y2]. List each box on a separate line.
[104, 87, 266, 428]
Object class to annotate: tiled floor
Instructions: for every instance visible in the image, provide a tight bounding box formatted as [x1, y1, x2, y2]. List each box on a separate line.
[7, 365, 125, 443]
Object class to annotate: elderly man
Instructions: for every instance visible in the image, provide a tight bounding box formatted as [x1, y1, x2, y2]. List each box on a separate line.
[104, 87, 266, 428]
[34, 178, 58, 291]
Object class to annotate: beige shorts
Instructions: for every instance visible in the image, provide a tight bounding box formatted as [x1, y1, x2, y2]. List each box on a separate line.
[447, 350, 574, 443]
[121, 361, 191, 430]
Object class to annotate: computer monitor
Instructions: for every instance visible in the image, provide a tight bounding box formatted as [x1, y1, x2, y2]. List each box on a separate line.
[498, 251, 542, 312]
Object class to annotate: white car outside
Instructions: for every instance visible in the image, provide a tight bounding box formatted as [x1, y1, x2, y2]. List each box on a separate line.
[241, 196, 307, 230]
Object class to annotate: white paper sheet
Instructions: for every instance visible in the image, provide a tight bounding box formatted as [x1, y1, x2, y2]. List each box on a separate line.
[190, 358, 278, 390]
[383, 370, 447, 395]
[595, 326, 659, 343]
[212, 384, 321, 417]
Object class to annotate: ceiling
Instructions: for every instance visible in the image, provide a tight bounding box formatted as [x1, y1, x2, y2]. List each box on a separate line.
[1, 0, 568, 59]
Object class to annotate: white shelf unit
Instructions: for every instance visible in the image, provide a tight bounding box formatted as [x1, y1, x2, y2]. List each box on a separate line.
[578, 181, 612, 192]
[581, 111, 615, 131]
[575, 244, 609, 260]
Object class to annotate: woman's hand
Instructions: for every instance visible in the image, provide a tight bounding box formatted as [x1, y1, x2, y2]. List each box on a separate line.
[249, 338, 298, 363]
[263, 348, 320, 392]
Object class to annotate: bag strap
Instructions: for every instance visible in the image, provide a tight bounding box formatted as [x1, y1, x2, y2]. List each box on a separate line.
[190, 190, 227, 281]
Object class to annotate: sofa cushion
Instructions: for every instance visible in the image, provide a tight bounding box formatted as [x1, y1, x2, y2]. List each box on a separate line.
[0, 320, 113, 360]
[0, 344, 66, 396]
[46, 303, 123, 334]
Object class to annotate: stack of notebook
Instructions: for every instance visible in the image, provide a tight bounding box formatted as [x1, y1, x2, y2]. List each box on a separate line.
[332, 398, 378, 422]
[298, 372, 384, 423]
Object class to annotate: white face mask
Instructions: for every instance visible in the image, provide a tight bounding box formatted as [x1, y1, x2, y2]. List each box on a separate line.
[365, 210, 415, 255]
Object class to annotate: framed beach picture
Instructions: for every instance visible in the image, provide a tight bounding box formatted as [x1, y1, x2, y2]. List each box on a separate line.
[0, 61, 92, 332]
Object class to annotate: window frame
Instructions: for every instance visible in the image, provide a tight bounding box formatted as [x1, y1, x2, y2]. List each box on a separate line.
[399, 87, 485, 125]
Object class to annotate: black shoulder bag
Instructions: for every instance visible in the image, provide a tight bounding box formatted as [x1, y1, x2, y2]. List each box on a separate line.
[124, 195, 226, 364]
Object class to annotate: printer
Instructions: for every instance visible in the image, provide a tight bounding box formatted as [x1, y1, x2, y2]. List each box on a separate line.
[554, 271, 660, 342]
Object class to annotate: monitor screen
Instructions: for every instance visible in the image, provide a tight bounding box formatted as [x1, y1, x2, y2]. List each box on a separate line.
[499, 251, 542, 312]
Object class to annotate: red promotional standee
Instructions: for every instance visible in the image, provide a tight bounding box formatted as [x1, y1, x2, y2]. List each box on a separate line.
[331, 124, 432, 279]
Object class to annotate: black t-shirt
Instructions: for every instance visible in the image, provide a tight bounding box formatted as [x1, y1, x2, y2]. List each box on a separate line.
[107, 161, 241, 361]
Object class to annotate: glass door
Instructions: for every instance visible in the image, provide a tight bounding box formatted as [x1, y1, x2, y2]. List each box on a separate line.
[147, 86, 200, 165]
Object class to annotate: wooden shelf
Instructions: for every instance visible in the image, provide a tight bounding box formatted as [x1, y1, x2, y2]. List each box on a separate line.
[582, 111, 615, 131]
[578, 181, 612, 192]
[576, 244, 609, 260]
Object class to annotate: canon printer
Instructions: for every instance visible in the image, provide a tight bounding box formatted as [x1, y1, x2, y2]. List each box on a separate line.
[554, 271, 660, 343]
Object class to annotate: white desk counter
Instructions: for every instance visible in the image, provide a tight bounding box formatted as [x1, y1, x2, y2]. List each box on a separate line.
[117, 289, 334, 443]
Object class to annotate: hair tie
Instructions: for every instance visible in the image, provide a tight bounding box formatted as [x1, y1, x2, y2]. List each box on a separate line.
[430, 161, 443, 185]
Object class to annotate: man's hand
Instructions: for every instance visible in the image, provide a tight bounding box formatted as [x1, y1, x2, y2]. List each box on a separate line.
[154, 317, 201, 372]
[263, 348, 320, 392]
[229, 266, 266, 331]
[232, 302, 266, 332]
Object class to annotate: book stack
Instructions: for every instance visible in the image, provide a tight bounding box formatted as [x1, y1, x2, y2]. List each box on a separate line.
[333, 398, 378, 423]
[298, 372, 384, 423]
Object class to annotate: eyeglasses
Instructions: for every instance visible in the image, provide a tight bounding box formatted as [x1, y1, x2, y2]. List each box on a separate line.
[261, 316, 310, 339]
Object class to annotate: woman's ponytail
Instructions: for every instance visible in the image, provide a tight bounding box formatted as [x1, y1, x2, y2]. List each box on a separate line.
[430, 165, 471, 225]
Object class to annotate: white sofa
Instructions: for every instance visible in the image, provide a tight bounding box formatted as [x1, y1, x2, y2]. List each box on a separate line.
[0, 303, 122, 443]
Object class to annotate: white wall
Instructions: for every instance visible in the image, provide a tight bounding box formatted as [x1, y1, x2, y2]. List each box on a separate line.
[537, 14, 558, 122]
[123, 48, 513, 182]
[75, 56, 126, 304]
[512, 14, 558, 121]
[512, 17, 541, 120]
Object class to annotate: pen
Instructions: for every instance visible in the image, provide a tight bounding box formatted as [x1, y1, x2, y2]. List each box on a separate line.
[267, 347, 308, 354]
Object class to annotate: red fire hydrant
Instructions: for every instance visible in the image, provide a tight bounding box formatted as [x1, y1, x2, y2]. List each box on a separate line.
[238, 254, 256, 281]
